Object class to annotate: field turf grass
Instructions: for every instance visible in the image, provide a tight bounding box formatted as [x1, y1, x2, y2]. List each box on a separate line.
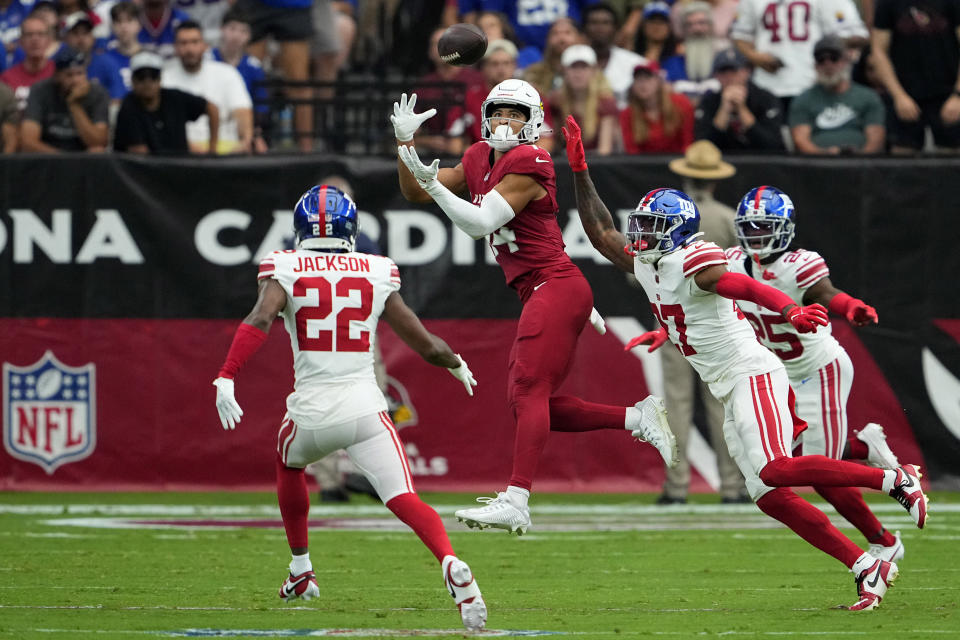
[0, 491, 957, 638]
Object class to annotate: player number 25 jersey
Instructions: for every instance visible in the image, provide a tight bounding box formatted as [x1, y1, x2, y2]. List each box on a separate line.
[258, 249, 401, 427]
[724, 247, 843, 380]
[632, 241, 784, 399]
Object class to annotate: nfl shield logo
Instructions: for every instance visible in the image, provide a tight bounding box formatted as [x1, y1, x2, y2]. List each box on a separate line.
[3, 351, 96, 474]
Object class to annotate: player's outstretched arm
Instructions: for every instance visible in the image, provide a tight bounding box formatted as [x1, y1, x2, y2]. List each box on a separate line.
[700, 266, 829, 333]
[382, 292, 477, 395]
[213, 279, 286, 429]
[562, 116, 633, 273]
[804, 277, 878, 327]
[392, 92, 466, 203]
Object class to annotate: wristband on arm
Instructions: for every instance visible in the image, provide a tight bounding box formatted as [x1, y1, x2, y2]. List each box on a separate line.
[218, 323, 268, 379]
[714, 271, 796, 315]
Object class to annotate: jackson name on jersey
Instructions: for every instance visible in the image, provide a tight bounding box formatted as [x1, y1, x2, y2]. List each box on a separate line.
[258, 249, 401, 427]
[632, 241, 783, 399]
[725, 246, 843, 380]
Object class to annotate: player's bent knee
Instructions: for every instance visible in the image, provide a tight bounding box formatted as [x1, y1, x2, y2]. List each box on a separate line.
[757, 457, 792, 486]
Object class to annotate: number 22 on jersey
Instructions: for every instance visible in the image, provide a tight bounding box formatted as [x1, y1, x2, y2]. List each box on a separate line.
[293, 276, 373, 352]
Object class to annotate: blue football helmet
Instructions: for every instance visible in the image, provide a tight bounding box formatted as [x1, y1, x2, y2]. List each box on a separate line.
[293, 185, 359, 252]
[625, 188, 701, 264]
[735, 186, 796, 258]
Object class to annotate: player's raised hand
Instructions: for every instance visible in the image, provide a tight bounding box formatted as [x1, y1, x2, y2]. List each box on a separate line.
[447, 354, 477, 396]
[561, 115, 588, 172]
[625, 327, 669, 353]
[784, 304, 829, 333]
[213, 377, 243, 430]
[397, 145, 440, 188]
[846, 300, 878, 326]
[391, 93, 437, 142]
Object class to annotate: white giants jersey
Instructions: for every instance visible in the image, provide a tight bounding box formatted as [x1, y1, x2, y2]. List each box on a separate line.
[725, 247, 843, 380]
[633, 241, 784, 399]
[258, 250, 401, 427]
[731, 0, 867, 97]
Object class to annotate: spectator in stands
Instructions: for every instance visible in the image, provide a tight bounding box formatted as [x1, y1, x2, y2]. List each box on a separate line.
[55, 0, 100, 32]
[0, 0, 35, 71]
[212, 10, 267, 153]
[61, 12, 125, 101]
[104, 2, 143, 93]
[475, 9, 538, 69]
[620, 59, 694, 153]
[695, 48, 785, 152]
[414, 25, 485, 154]
[28, 1, 62, 57]
[236, 0, 313, 152]
[162, 20, 252, 154]
[634, 2, 678, 65]
[669, 0, 737, 51]
[173, 0, 230, 45]
[310, 0, 352, 101]
[459, 0, 596, 54]
[0, 14, 54, 111]
[663, 2, 721, 105]
[20, 46, 108, 151]
[139, 0, 189, 59]
[612, 0, 646, 50]
[790, 35, 885, 155]
[732, 0, 867, 113]
[871, 0, 960, 153]
[582, 2, 645, 108]
[523, 16, 581, 97]
[0, 79, 17, 151]
[114, 50, 218, 154]
[549, 43, 618, 155]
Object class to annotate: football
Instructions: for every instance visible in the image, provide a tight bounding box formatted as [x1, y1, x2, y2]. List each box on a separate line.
[437, 23, 488, 66]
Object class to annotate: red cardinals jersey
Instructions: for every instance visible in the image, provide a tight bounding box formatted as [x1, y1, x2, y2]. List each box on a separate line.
[461, 141, 581, 299]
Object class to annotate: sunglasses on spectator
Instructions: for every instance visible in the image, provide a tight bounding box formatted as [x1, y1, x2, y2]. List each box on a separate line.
[132, 69, 161, 81]
[814, 52, 842, 64]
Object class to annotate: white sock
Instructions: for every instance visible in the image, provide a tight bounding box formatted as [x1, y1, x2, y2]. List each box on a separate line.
[506, 486, 530, 509]
[851, 552, 876, 575]
[624, 406, 641, 429]
[290, 552, 312, 576]
[881, 469, 898, 493]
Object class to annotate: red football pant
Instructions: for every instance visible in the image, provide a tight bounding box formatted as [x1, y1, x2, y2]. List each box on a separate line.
[815, 486, 894, 545]
[756, 487, 864, 568]
[507, 275, 626, 490]
[758, 455, 884, 491]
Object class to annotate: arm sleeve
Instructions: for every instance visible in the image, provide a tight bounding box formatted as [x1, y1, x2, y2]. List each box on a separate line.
[745, 91, 786, 149]
[22, 86, 43, 124]
[863, 90, 886, 126]
[88, 86, 109, 124]
[716, 271, 796, 313]
[730, 0, 757, 40]
[112, 102, 143, 150]
[385, 258, 401, 294]
[423, 181, 516, 237]
[794, 251, 830, 289]
[787, 93, 813, 128]
[181, 90, 209, 121]
[257, 252, 279, 281]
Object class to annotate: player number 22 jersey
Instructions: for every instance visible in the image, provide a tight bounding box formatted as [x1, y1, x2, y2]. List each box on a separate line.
[724, 247, 843, 380]
[258, 249, 401, 427]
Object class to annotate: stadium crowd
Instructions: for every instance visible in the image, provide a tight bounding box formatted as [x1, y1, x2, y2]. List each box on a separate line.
[0, 0, 956, 155]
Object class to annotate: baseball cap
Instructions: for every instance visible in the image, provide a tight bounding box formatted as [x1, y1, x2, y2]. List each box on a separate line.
[813, 34, 846, 58]
[484, 38, 518, 60]
[53, 46, 88, 70]
[561, 44, 597, 67]
[712, 48, 748, 73]
[633, 58, 661, 75]
[62, 11, 94, 33]
[643, 1, 671, 20]
[130, 51, 164, 73]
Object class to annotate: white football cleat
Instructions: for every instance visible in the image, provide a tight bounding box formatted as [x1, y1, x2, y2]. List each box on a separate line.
[442, 556, 486, 632]
[627, 396, 678, 468]
[869, 530, 904, 564]
[278, 570, 320, 601]
[887, 465, 928, 529]
[849, 559, 898, 611]
[857, 423, 899, 469]
[455, 492, 531, 535]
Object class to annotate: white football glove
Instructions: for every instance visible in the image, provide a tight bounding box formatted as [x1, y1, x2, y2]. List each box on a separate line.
[397, 144, 440, 189]
[213, 377, 243, 430]
[589, 307, 607, 335]
[391, 92, 437, 142]
[447, 354, 477, 397]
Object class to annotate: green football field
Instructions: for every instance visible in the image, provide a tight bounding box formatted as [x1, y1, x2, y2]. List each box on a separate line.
[1, 491, 957, 639]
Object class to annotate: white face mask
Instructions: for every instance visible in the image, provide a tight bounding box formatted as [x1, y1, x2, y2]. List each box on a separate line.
[486, 122, 521, 151]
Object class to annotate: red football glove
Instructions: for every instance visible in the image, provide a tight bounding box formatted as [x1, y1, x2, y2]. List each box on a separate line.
[828, 292, 878, 327]
[625, 327, 669, 353]
[783, 304, 829, 334]
[561, 115, 588, 172]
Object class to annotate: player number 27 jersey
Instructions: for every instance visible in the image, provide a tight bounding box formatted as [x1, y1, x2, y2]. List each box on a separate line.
[258, 249, 401, 426]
